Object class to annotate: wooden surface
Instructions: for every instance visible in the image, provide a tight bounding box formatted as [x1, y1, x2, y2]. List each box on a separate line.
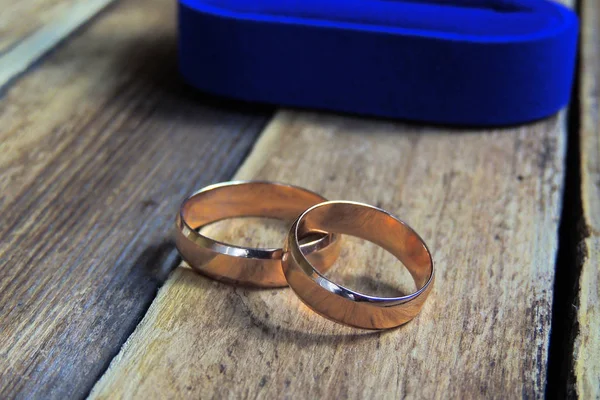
[0, 0, 269, 397]
[0, 0, 81, 52]
[574, 0, 600, 396]
[90, 110, 567, 399]
[0, 0, 116, 88]
[2, 0, 597, 397]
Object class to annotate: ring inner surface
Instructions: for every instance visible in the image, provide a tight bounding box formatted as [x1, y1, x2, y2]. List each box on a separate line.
[182, 182, 327, 230]
[297, 202, 432, 290]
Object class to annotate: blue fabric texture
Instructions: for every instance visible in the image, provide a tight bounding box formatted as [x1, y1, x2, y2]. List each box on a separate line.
[178, 0, 578, 125]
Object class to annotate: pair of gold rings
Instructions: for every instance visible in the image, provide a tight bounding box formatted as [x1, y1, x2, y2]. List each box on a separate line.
[175, 181, 434, 330]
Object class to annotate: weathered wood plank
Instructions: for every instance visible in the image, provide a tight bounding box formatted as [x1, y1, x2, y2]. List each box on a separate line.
[0, 0, 116, 89]
[0, 0, 79, 52]
[0, 0, 269, 397]
[574, 0, 600, 396]
[90, 106, 567, 398]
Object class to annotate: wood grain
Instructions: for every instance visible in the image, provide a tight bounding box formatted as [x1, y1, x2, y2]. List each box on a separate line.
[574, 0, 600, 396]
[0, 0, 269, 397]
[0, 0, 80, 53]
[0, 0, 116, 89]
[90, 107, 567, 399]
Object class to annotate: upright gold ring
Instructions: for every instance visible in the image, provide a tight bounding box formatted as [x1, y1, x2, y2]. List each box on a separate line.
[282, 201, 434, 329]
[175, 181, 341, 287]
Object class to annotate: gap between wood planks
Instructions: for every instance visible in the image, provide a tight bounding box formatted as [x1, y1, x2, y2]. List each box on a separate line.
[545, 18, 583, 396]
[547, 0, 600, 396]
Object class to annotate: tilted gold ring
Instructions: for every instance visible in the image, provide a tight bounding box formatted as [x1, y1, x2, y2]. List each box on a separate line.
[282, 201, 434, 329]
[176, 181, 341, 287]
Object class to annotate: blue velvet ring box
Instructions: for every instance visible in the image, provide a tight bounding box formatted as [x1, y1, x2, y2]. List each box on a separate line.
[178, 0, 578, 126]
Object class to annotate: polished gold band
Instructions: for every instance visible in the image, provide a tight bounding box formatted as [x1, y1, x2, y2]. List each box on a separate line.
[282, 201, 434, 329]
[175, 181, 341, 287]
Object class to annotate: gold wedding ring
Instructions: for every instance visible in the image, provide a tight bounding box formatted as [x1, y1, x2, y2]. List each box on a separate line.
[175, 181, 341, 287]
[282, 201, 434, 329]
